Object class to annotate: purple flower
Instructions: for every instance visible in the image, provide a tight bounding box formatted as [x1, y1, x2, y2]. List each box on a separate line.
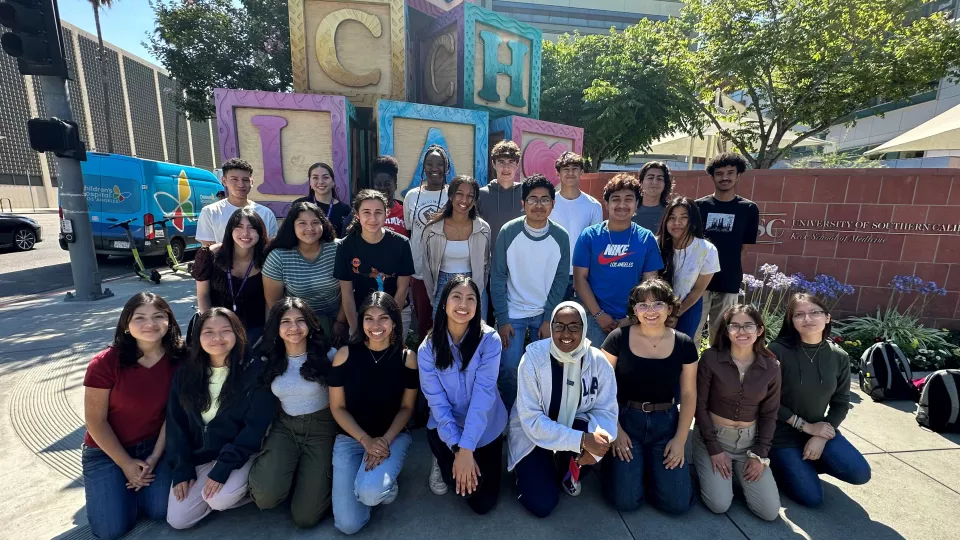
[742, 274, 763, 291]
[760, 263, 779, 276]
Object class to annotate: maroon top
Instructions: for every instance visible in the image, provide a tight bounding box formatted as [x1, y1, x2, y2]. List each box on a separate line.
[695, 348, 781, 457]
[83, 347, 176, 448]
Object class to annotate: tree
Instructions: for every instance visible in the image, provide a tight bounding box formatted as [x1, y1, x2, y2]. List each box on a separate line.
[89, 0, 116, 153]
[540, 24, 698, 171]
[667, 0, 960, 169]
[147, 0, 292, 120]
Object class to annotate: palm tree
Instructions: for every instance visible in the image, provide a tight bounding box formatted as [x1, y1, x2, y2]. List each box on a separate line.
[89, 0, 115, 153]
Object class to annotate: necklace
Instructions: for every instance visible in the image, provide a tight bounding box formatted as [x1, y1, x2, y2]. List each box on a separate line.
[640, 328, 669, 348]
[368, 346, 390, 364]
[732, 357, 754, 382]
[605, 221, 632, 246]
[802, 341, 823, 362]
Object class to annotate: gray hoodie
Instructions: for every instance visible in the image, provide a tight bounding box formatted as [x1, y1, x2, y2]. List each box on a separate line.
[477, 181, 523, 250]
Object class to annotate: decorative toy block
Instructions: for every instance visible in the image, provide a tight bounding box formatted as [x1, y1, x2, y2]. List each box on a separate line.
[215, 88, 355, 217]
[418, 2, 541, 118]
[489, 116, 584, 185]
[289, 0, 406, 106]
[376, 99, 489, 196]
[406, 0, 477, 18]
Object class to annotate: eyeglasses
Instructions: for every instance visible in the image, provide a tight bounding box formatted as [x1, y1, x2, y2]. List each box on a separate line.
[727, 323, 759, 334]
[552, 322, 582, 333]
[524, 196, 553, 206]
[793, 310, 827, 321]
[634, 302, 669, 313]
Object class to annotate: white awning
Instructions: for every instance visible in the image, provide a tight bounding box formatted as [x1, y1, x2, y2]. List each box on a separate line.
[865, 103, 960, 156]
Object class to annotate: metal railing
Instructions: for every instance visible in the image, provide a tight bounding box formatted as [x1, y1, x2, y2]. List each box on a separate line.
[0, 198, 12, 213]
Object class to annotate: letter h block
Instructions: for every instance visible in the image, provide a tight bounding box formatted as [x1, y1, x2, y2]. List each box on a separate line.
[289, 0, 406, 106]
[418, 3, 541, 119]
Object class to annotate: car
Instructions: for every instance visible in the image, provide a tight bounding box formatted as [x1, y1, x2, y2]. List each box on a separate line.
[0, 213, 43, 251]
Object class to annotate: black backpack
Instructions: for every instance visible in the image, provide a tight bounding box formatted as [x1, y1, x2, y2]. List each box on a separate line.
[917, 370, 960, 433]
[859, 342, 918, 402]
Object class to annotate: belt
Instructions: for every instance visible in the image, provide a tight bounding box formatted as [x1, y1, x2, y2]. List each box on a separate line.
[626, 400, 675, 413]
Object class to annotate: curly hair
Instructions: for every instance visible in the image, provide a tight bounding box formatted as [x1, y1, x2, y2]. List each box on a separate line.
[221, 157, 253, 176]
[639, 161, 673, 205]
[491, 140, 521, 162]
[706, 152, 748, 176]
[521, 173, 555, 201]
[626, 279, 680, 321]
[554, 151, 584, 172]
[603, 173, 642, 202]
[372, 155, 399, 179]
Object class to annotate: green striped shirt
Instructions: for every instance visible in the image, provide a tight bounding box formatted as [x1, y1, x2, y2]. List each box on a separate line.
[262, 244, 341, 317]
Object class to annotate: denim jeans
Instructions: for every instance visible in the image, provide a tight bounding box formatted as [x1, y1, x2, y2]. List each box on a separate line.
[601, 406, 694, 514]
[433, 270, 487, 322]
[82, 438, 172, 540]
[675, 298, 703, 342]
[585, 312, 611, 349]
[515, 419, 590, 518]
[331, 432, 413, 535]
[769, 431, 871, 508]
[499, 313, 545, 412]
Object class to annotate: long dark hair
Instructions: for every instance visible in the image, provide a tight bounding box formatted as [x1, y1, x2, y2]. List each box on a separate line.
[711, 304, 776, 359]
[215, 207, 267, 271]
[344, 189, 389, 237]
[776, 293, 833, 346]
[257, 297, 331, 386]
[353, 291, 404, 355]
[112, 292, 184, 368]
[639, 161, 673, 206]
[178, 307, 248, 415]
[265, 201, 336, 257]
[658, 196, 705, 286]
[428, 275, 484, 371]
[308, 162, 340, 202]
[426, 175, 479, 226]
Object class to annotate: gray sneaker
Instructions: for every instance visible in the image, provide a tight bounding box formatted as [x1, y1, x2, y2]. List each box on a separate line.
[428, 458, 448, 495]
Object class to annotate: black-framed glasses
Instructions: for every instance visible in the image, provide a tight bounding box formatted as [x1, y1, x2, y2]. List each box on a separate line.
[552, 322, 583, 333]
[524, 196, 553, 206]
[727, 323, 759, 334]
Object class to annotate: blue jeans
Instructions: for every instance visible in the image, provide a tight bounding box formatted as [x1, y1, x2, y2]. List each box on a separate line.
[515, 419, 589, 518]
[601, 406, 693, 514]
[499, 313, 545, 412]
[769, 431, 871, 507]
[331, 432, 413, 535]
[433, 270, 487, 322]
[675, 298, 703, 342]
[82, 438, 172, 540]
[585, 312, 611, 349]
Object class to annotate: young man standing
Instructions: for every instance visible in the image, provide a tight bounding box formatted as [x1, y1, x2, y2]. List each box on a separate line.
[196, 158, 278, 246]
[696, 152, 759, 343]
[477, 140, 524, 250]
[551, 151, 603, 301]
[632, 161, 672, 233]
[574, 174, 663, 346]
[491, 174, 570, 411]
[372, 155, 406, 237]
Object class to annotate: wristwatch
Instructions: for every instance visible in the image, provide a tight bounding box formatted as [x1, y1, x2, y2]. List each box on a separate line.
[451, 444, 460, 454]
[747, 451, 770, 466]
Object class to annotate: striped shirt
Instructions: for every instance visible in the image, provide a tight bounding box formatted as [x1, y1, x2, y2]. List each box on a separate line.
[262, 244, 341, 317]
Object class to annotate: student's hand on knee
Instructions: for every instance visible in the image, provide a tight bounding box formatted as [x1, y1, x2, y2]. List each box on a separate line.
[202, 478, 224, 499]
[710, 452, 732, 479]
[173, 480, 195, 502]
[498, 324, 515, 348]
[803, 436, 827, 461]
[743, 457, 766, 482]
[453, 449, 479, 496]
[364, 454, 385, 471]
[611, 432, 633, 462]
[663, 437, 685, 469]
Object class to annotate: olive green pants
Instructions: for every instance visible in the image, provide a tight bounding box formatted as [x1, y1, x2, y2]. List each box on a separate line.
[249, 407, 337, 528]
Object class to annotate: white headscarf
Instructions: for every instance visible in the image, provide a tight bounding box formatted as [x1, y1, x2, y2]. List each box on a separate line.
[549, 301, 591, 428]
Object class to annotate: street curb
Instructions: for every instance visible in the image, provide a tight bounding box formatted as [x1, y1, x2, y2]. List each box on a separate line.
[0, 272, 134, 309]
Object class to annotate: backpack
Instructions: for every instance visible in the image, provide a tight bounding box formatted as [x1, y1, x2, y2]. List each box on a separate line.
[917, 370, 960, 433]
[859, 342, 918, 402]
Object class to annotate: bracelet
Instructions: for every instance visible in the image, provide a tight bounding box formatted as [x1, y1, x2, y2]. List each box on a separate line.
[747, 451, 770, 466]
[792, 417, 806, 431]
[594, 309, 605, 318]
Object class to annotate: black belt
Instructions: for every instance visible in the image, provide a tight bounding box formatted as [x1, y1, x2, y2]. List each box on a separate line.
[626, 400, 675, 412]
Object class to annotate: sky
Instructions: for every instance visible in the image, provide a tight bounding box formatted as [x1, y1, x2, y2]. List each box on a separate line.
[57, 0, 160, 65]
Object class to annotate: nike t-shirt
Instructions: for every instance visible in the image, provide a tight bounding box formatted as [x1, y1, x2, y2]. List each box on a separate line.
[573, 222, 663, 320]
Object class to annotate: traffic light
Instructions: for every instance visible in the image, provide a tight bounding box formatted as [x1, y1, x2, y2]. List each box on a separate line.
[0, 0, 68, 78]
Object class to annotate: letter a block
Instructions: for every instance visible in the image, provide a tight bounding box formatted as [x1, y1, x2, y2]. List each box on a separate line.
[490, 116, 583, 186]
[376, 99, 488, 196]
[418, 3, 541, 119]
[214, 89, 355, 218]
[289, 0, 406, 106]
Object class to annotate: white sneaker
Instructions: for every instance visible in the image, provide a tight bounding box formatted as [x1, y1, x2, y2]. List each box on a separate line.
[429, 459, 448, 495]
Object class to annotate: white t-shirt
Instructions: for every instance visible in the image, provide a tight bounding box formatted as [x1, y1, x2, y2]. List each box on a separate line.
[671, 237, 721, 300]
[552, 191, 603, 274]
[402, 187, 448, 279]
[195, 199, 279, 244]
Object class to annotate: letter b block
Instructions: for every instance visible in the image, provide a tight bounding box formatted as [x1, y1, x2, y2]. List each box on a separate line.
[289, 0, 406, 106]
[418, 3, 541, 118]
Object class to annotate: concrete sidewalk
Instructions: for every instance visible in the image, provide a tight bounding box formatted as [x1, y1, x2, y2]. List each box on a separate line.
[0, 272, 958, 539]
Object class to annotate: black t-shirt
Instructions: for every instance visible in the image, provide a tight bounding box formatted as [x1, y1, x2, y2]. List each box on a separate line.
[291, 196, 353, 238]
[696, 195, 759, 293]
[327, 344, 419, 437]
[190, 247, 266, 330]
[333, 229, 415, 309]
[601, 327, 698, 404]
[548, 355, 583, 421]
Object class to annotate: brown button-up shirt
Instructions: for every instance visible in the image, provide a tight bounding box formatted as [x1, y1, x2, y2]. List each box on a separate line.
[695, 348, 782, 457]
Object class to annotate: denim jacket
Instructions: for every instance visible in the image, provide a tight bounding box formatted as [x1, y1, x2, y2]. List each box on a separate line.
[417, 325, 507, 451]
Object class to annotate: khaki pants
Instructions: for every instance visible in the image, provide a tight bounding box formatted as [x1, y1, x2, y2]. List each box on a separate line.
[249, 408, 337, 528]
[692, 424, 781, 521]
[166, 459, 254, 529]
[695, 291, 738, 346]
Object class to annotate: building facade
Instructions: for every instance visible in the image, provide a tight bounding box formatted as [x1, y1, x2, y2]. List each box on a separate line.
[0, 21, 221, 211]
[483, 0, 683, 40]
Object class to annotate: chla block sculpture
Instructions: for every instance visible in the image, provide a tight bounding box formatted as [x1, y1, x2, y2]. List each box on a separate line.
[376, 99, 489, 196]
[406, 0, 478, 18]
[418, 2, 541, 118]
[490, 116, 584, 185]
[215, 88, 355, 218]
[289, 0, 406, 106]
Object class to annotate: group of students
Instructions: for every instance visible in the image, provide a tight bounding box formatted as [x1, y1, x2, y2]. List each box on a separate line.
[80, 149, 872, 539]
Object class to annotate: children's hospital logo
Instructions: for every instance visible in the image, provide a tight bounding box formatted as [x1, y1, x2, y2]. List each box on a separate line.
[153, 171, 195, 232]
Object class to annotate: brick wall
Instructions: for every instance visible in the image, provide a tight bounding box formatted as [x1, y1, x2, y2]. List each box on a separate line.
[581, 169, 960, 328]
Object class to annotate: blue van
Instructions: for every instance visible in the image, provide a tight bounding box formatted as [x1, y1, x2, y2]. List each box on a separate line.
[58, 153, 222, 259]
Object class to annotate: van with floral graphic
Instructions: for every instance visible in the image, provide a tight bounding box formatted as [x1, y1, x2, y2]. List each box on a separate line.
[58, 152, 221, 259]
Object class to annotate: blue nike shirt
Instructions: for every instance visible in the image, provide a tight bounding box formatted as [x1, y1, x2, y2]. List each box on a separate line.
[573, 222, 664, 320]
